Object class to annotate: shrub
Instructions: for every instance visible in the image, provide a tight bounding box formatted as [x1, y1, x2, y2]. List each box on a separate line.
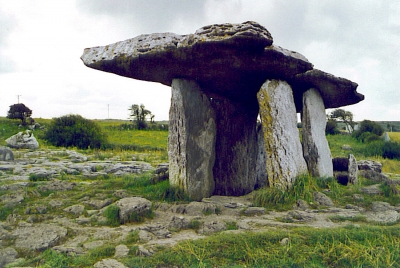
[382, 142, 400, 160]
[43, 114, 107, 149]
[353, 120, 384, 141]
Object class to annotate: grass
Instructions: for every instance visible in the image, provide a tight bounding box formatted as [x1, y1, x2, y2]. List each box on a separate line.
[388, 132, 400, 143]
[1, 118, 400, 267]
[125, 225, 400, 267]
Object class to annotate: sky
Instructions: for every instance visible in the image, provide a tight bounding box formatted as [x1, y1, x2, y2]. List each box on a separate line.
[0, 0, 399, 122]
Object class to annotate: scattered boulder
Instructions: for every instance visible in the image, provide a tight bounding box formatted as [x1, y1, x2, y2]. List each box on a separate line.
[243, 207, 266, 216]
[360, 184, 383, 195]
[0, 146, 14, 161]
[185, 202, 217, 216]
[6, 130, 39, 149]
[285, 210, 315, 222]
[150, 163, 169, 184]
[313, 192, 334, 207]
[198, 220, 227, 235]
[115, 197, 152, 223]
[169, 216, 190, 230]
[12, 224, 67, 251]
[114, 244, 130, 258]
[94, 258, 128, 268]
[0, 247, 18, 267]
[63, 204, 85, 216]
[358, 160, 382, 173]
[37, 180, 76, 192]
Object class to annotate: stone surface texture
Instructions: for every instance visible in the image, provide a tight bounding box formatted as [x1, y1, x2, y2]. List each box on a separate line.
[168, 79, 216, 200]
[115, 197, 152, 223]
[348, 154, 358, 184]
[257, 80, 308, 188]
[0, 146, 14, 161]
[302, 88, 333, 177]
[81, 21, 362, 108]
[6, 130, 39, 149]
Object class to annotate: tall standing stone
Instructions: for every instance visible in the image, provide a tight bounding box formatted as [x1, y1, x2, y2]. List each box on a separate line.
[168, 79, 216, 201]
[301, 88, 333, 177]
[256, 124, 268, 188]
[257, 80, 308, 189]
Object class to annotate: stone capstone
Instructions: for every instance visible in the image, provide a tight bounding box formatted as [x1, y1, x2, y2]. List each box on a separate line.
[301, 88, 333, 177]
[6, 130, 39, 149]
[168, 79, 216, 200]
[257, 80, 308, 188]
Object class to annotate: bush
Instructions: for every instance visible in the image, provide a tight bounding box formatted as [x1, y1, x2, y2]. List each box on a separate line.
[382, 142, 400, 160]
[43, 114, 107, 149]
[353, 120, 384, 141]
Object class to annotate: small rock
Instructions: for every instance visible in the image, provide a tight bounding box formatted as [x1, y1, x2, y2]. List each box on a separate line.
[94, 258, 128, 268]
[371, 201, 394, 212]
[168, 216, 190, 230]
[63, 204, 85, 216]
[0, 247, 18, 267]
[49, 200, 63, 208]
[115, 197, 152, 223]
[76, 216, 91, 225]
[198, 220, 227, 235]
[357, 160, 382, 173]
[185, 202, 217, 216]
[114, 244, 130, 258]
[0, 146, 14, 161]
[342, 144, 352, 150]
[285, 211, 314, 222]
[137, 245, 154, 257]
[313, 192, 334, 207]
[280, 238, 289, 245]
[294, 199, 310, 211]
[83, 240, 104, 250]
[243, 207, 266, 216]
[352, 194, 364, 201]
[53, 246, 85, 256]
[360, 184, 383, 195]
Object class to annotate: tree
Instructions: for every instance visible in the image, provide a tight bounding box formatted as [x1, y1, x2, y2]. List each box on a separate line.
[128, 104, 153, 130]
[352, 120, 384, 142]
[328, 109, 355, 133]
[7, 103, 32, 125]
[325, 119, 339, 135]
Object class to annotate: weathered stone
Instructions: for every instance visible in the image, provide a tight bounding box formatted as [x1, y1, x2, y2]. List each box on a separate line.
[371, 201, 395, 212]
[169, 216, 190, 230]
[360, 184, 383, 195]
[63, 204, 85, 216]
[382, 132, 391, 142]
[184, 202, 217, 216]
[83, 240, 104, 249]
[243, 207, 266, 216]
[139, 224, 171, 239]
[359, 170, 391, 184]
[285, 210, 315, 222]
[257, 80, 308, 188]
[6, 130, 39, 149]
[94, 258, 128, 268]
[114, 244, 130, 258]
[255, 124, 268, 188]
[0, 247, 18, 267]
[358, 160, 382, 173]
[0, 146, 14, 161]
[313, 192, 334, 207]
[115, 197, 152, 223]
[301, 88, 333, 177]
[348, 154, 358, 184]
[37, 180, 76, 192]
[366, 210, 399, 224]
[198, 220, 227, 235]
[13, 224, 67, 251]
[294, 199, 310, 211]
[168, 79, 216, 200]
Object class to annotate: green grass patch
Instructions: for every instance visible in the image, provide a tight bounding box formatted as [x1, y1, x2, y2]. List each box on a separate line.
[125, 225, 400, 267]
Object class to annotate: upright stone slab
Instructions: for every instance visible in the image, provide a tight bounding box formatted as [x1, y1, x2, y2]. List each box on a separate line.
[211, 97, 258, 195]
[301, 88, 333, 177]
[168, 79, 216, 201]
[256, 124, 268, 188]
[257, 79, 308, 189]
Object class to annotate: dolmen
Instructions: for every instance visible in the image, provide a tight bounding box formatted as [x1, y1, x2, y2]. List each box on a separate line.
[81, 21, 364, 200]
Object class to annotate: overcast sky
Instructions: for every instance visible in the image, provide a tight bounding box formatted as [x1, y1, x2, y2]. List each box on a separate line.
[1, 0, 399, 122]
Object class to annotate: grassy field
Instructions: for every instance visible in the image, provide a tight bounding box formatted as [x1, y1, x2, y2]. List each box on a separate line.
[389, 132, 400, 143]
[1, 117, 400, 267]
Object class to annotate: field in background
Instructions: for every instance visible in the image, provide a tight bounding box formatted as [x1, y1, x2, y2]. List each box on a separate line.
[388, 132, 400, 143]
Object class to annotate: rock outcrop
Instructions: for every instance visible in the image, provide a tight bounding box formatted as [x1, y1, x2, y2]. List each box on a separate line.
[81, 21, 364, 199]
[6, 130, 39, 150]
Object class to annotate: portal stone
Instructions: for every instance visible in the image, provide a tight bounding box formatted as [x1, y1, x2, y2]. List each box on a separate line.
[256, 124, 268, 188]
[257, 80, 308, 189]
[301, 88, 333, 177]
[168, 79, 216, 200]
